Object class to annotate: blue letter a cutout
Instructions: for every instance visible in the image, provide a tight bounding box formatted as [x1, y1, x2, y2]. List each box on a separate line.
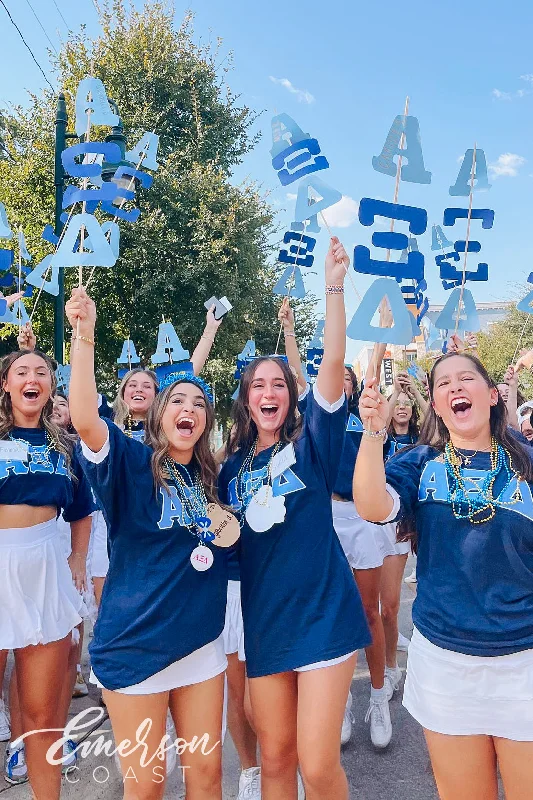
[273, 266, 306, 299]
[517, 291, 533, 315]
[372, 115, 431, 184]
[434, 288, 480, 333]
[346, 278, 415, 345]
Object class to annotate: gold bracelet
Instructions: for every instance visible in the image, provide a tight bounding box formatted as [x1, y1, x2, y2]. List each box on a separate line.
[201, 334, 215, 343]
[71, 335, 95, 346]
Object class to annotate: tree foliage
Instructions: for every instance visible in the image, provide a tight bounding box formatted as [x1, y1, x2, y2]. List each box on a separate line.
[0, 1, 316, 424]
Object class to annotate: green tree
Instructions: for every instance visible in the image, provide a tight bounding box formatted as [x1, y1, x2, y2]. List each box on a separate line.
[0, 1, 316, 425]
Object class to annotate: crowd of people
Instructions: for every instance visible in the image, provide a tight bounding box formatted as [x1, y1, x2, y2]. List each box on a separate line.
[0, 236, 532, 800]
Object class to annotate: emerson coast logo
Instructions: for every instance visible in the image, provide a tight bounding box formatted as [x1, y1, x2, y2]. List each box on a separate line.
[17, 708, 220, 785]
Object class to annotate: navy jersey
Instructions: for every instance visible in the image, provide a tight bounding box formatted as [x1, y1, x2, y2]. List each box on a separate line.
[0, 427, 94, 522]
[333, 413, 389, 500]
[386, 432, 417, 459]
[219, 385, 370, 678]
[78, 419, 229, 690]
[385, 445, 533, 657]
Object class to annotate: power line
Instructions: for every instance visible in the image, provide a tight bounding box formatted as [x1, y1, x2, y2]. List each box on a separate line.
[50, 0, 69, 29]
[22, 0, 58, 55]
[0, 0, 55, 91]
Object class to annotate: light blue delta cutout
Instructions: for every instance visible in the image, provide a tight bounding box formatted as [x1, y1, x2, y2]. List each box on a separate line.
[126, 132, 160, 172]
[10, 299, 30, 326]
[61, 142, 121, 179]
[238, 340, 256, 360]
[449, 149, 491, 196]
[0, 300, 12, 323]
[346, 414, 364, 433]
[309, 319, 325, 348]
[75, 78, 119, 137]
[517, 290, 533, 314]
[151, 322, 190, 364]
[25, 255, 59, 296]
[278, 232, 316, 268]
[273, 266, 306, 299]
[434, 288, 480, 333]
[270, 113, 310, 158]
[346, 278, 415, 345]
[372, 115, 431, 184]
[53, 214, 117, 268]
[0, 204, 12, 240]
[85, 221, 120, 259]
[17, 231, 31, 263]
[117, 339, 141, 365]
[293, 177, 342, 224]
[431, 225, 453, 251]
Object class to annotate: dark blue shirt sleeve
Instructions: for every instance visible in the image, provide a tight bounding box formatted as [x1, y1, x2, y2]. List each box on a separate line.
[303, 384, 347, 494]
[384, 445, 435, 520]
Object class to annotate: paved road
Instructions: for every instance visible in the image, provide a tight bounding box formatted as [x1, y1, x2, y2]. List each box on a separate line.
[3, 557, 443, 799]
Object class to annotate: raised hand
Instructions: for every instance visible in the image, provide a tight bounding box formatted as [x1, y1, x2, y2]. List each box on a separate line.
[278, 297, 295, 330]
[359, 378, 389, 432]
[205, 304, 223, 334]
[325, 236, 349, 286]
[65, 287, 96, 336]
[17, 322, 36, 351]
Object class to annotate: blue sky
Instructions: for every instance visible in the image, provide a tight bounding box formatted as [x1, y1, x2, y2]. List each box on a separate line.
[2, 0, 533, 359]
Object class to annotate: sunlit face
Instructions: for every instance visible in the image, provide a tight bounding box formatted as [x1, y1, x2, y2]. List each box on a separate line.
[2, 353, 52, 420]
[123, 372, 157, 417]
[521, 419, 533, 442]
[161, 383, 207, 461]
[247, 361, 291, 438]
[344, 370, 354, 400]
[52, 395, 71, 428]
[432, 356, 498, 439]
[497, 384, 509, 405]
[392, 392, 413, 426]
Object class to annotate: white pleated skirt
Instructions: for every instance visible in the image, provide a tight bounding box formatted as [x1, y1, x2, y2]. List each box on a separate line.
[332, 499, 403, 569]
[403, 627, 533, 741]
[87, 510, 109, 579]
[223, 580, 245, 660]
[0, 518, 86, 649]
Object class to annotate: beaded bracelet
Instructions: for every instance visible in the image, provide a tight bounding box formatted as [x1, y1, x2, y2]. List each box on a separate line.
[362, 427, 388, 442]
[285, 331, 296, 338]
[325, 284, 344, 294]
[71, 335, 95, 346]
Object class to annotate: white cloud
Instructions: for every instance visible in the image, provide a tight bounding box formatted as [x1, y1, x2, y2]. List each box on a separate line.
[286, 192, 297, 201]
[321, 195, 359, 228]
[488, 153, 526, 178]
[492, 88, 513, 100]
[521, 74, 533, 83]
[269, 76, 315, 104]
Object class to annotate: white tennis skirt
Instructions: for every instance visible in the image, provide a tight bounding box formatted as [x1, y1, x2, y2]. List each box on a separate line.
[403, 627, 533, 741]
[88, 510, 109, 579]
[223, 580, 245, 660]
[91, 634, 227, 694]
[332, 500, 405, 569]
[0, 518, 86, 649]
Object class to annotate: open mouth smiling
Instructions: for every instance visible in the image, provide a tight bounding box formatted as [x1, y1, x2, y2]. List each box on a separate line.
[260, 404, 279, 419]
[176, 417, 195, 437]
[22, 389, 40, 401]
[451, 397, 472, 418]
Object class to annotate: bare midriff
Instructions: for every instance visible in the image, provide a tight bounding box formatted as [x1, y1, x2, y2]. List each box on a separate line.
[0, 505, 56, 529]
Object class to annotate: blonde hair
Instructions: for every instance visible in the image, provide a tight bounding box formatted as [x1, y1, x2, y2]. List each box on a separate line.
[0, 350, 74, 470]
[112, 368, 159, 427]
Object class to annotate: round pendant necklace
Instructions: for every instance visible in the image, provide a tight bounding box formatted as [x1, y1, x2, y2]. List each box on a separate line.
[235, 437, 284, 529]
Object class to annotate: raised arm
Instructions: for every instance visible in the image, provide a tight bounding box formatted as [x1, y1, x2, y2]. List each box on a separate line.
[316, 237, 348, 404]
[278, 298, 307, 394]
[353, 378, 394, 522]
[503, 364, 519, 430]
[65, 287, 108, 452]
[17, 322, 36, 351]
[190, 305, 223, 376]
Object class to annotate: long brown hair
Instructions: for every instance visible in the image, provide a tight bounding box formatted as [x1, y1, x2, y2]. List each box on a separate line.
[0, 350, 74, 470]
[144, 379, 219, 503]
[345, 366, 359, 415]
[113, 368, 159, 427]
[388, 394, 420, 441]
[397, 352, 533, 550]
[226, 356, 303, 457]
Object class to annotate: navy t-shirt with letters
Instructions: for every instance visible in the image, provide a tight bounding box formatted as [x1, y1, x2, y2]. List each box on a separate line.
[385, 444, 533, 657]
[219, 385, 371, 678]
[78, 419, 229, 690]
[0, 426, 94, 521]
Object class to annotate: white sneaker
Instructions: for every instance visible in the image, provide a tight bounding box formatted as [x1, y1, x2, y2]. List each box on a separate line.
[238, 766, 261, 799]
[0, 701, 10, 742]
[404, 568, 417, 584]
[365, 698, 392, 749]
[384, 665, 402, 701]
[340, 690, 353, 746]
[297, 770, 305, 799]
[397, 632, 410, 651]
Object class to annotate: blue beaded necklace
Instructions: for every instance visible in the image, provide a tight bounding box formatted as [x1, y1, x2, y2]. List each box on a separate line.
[444, 437, 521, 524]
